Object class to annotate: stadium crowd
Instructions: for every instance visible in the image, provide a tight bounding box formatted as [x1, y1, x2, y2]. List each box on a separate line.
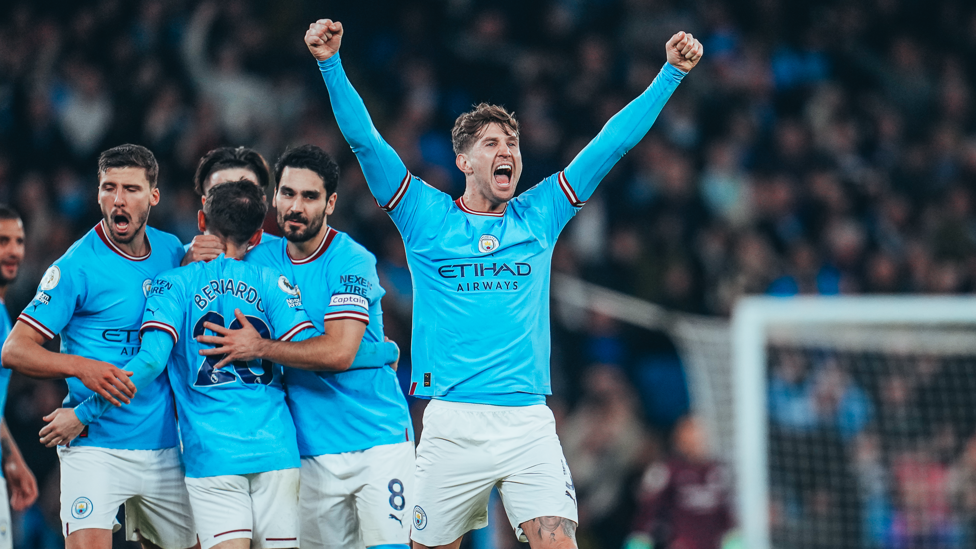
[1, 0, 975, 547]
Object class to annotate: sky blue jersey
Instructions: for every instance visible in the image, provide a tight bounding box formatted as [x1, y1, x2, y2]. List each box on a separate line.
[247, 227, 413, 455]
[18, 222, 184, 449]
[318, 53, 686, 405]
[0, 300, 12, 477]
[137, 255, 313, 478]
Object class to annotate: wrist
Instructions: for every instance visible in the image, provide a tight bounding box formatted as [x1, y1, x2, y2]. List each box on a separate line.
[663, 62, 688, 78]
[317, 53, 341, 71]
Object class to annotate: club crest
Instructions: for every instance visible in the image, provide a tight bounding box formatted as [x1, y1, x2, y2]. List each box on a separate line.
[413, 505, 427, 530]
[142, 279, 152, 297]
[71, 497, 93, 519]
[478, 234, 499, 253]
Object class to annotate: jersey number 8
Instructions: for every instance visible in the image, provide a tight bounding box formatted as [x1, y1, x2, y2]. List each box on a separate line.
[193, 312, 275, 387]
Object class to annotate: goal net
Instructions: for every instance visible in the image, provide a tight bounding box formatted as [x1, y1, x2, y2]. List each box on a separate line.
[732, 296, 976, 549]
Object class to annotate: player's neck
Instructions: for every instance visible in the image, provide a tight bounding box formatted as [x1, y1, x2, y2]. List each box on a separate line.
[224, 241, 249, 260]
[287, 225, 329, 260]
[461, 185, 508, 214]
[111, 227, 150, 258]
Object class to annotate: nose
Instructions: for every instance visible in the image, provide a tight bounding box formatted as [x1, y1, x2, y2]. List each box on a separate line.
[113, 188, 125, 206]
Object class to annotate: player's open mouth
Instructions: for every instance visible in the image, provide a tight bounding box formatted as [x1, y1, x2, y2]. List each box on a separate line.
[494, 164, 513, 187]
[113, 214, 130, 233]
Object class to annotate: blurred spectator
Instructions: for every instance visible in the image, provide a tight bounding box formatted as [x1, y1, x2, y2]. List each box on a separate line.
[625, 415, 734, 549]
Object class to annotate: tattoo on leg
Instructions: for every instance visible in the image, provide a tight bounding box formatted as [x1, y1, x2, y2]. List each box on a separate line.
[531, 516, 577, 544]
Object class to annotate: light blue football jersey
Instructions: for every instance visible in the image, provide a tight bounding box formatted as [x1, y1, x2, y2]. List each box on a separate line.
[0, 299, 12, 477]
[18, 222, 184, 449]
[142, 254, 313, 477]
[247, 227, 413, 455]
[319, 53, 686, 405]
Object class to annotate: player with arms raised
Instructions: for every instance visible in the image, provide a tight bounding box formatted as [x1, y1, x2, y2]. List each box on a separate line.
[305, 19, 702, 549]
[1, 145, 196, 549]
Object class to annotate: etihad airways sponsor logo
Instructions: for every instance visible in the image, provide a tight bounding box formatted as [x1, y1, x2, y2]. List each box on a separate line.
[437, 262, 531, 279]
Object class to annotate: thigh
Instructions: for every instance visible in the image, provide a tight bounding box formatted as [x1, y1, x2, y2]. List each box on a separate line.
[411, 405, 496, 547]
[59, 446, 130, 538]
[356, 441, 415, 547]
[125, 448, 197, 549]
[298, 456, 359, 549]
[495, 408, 578, 543]
[184, 474, 252, 549]
[248, 468, 300, 549]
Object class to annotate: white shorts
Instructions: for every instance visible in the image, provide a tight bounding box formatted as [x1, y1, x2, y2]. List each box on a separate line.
[0, 483, 11, 549]
[184, 468, 300, 549]
[299, 441, 415, 548]
[411, 400, 578, 546]
[58, 446, 196, 549]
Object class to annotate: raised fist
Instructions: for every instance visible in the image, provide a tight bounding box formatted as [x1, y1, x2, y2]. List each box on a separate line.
[666, 31, 704, 73]
[305, 19, 343, 62]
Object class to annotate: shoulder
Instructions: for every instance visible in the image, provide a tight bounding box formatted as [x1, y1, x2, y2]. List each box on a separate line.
[330, 231, 377, 267]
[245, 237, 282, 267]
[147, 227, 185, 253]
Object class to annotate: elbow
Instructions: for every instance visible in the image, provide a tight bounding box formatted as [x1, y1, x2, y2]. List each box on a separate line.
[1, 339, 19, 372]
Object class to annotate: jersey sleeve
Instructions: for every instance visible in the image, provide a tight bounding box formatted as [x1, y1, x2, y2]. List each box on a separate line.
[322, 251, 382, 326]
[139, 273, 186, 344]
[73, 329, 175, 425]
[562, 63, 686, 203]
[18, 261, 86, 340]
[265, 273, 314, 341]
[516, 175, 584, 238]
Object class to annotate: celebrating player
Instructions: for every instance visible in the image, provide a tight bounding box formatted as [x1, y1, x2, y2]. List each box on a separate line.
[1, 145, 197, 549]
[305, 19, 702, 548]
[197, 144, 414, 548]
[0, 206, 39, 549]
[46, 180, 313, 549]
[182, 146, 278, 265]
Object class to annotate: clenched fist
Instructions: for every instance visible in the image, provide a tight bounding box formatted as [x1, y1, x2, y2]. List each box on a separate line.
[305, 19, 343, 62]
[666, 31, 704, 73]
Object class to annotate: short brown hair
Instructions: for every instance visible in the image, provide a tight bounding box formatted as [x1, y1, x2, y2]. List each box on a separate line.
[98, 144, 159, 187]
[193, 146, 272, 196]
[451, 103, 520, 155]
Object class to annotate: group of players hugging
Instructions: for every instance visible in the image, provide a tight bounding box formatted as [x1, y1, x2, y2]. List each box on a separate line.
[0, 18, 702, 549]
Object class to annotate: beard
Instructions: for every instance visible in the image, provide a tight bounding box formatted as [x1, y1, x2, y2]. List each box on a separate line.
[0, 266, 18, 286]
[102, 207, 150, 244]
[279, 210, 325, 244]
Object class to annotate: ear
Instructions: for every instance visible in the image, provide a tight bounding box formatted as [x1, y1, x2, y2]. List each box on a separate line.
[197, 210, 206, 233]
[456, 153, 473, 175]
[271, 188, 278, 209]
[325, 192, 337, 216]
[247, 228, 263, 249]
[150, 187, 160, 207]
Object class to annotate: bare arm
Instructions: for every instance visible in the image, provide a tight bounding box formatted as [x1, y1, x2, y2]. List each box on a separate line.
[1, 421, 37, 511]
[198, 309, 367, 372]
[1, 322, 135, 406]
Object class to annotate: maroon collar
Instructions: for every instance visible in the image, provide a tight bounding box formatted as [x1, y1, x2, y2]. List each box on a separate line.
[95, 221, 151, 261]
[455, 196, 505, 217]
[287, 227, 337, 264]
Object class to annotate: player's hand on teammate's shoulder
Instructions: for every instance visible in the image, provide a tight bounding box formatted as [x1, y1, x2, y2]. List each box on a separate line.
[181, 234, 225, 266]
[666, 31, 703, 73]
[39, 408, 84, 448]
[74, 357, 136, 406]
[305, 18, 343, 61]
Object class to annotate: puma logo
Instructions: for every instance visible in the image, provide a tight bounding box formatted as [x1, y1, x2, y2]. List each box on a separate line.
[389, 514, 403, 527]
[565, 491, 577, 508]
[145, 307, 157, 316]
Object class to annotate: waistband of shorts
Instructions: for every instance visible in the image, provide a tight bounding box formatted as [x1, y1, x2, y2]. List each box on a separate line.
[428, 398, 548, 413]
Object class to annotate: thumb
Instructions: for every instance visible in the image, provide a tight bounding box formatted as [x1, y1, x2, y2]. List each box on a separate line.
[667, 31, 686, 48]
[234, 308, 248, 326]
[42, 411, 55, 422]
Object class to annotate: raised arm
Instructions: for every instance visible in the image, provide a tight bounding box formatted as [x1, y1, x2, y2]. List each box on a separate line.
[38, 329, 174, 447]
[305, 19, 410, 209]
[564, 32, 703, 202]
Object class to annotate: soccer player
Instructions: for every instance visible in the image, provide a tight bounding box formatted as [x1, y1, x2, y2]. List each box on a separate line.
[182, 146, 279, 265]
[198, 144, 415, 548]
[0, 145, 197, 549]
[304, 19, 702, 548]
[0, 206, 39, 549]
[44, 180, 313, 549]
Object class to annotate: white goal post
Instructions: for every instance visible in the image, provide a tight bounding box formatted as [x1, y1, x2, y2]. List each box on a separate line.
[732, 296, 976, 549]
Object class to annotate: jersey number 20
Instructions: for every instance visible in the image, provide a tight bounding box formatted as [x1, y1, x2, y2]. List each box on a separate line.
[193, 312, 275, 387]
